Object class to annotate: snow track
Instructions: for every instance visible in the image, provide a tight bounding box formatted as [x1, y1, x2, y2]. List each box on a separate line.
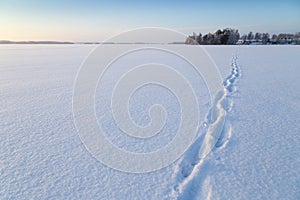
[170, 55, 241, 199]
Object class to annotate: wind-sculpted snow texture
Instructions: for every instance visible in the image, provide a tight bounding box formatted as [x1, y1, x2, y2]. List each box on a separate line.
[1, 45, 299, 199]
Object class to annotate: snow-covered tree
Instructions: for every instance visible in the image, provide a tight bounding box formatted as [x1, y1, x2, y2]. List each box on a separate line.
[262, 33, 270, 44]
[255, 32, 262, 41]
[271, 34, 277, 44]
[247, 32, 254, 41]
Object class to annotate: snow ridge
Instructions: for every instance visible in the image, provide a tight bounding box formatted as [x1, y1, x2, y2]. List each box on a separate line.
[170, 55, 241, 199]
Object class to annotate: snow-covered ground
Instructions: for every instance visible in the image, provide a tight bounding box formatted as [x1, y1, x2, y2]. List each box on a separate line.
[1, 45, 299, 199]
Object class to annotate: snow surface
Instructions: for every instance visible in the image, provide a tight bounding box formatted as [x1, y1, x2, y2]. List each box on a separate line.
[1, 45, 299, 199]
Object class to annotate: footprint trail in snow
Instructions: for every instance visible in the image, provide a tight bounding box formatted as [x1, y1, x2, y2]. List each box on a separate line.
[169, 55, 241, 199]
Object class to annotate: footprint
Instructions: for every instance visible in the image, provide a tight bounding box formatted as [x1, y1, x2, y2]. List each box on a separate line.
[171, 55, 241, 199]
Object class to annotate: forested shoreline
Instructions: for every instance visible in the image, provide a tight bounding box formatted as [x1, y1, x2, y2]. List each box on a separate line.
[186, 28, 300, 45]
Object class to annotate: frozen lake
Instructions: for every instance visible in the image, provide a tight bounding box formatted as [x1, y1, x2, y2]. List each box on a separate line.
[1, 45, 299, 199]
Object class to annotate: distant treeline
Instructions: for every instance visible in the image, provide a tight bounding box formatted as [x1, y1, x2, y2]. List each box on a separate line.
[186, 28, 300, 45]
[0, 40, 75, 44]
[0, 40, 170, 45]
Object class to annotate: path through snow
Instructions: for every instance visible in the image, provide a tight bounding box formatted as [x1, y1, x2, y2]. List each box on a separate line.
[170, 55, 241, 199]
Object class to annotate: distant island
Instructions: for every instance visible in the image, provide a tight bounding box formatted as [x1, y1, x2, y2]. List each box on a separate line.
[0, 40, 77, 44]
[0, 40, 181, 45]
[185, 28, 300, 45]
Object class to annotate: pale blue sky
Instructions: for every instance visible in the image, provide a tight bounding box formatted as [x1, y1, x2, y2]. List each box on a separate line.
[0, 0, 299, 41]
